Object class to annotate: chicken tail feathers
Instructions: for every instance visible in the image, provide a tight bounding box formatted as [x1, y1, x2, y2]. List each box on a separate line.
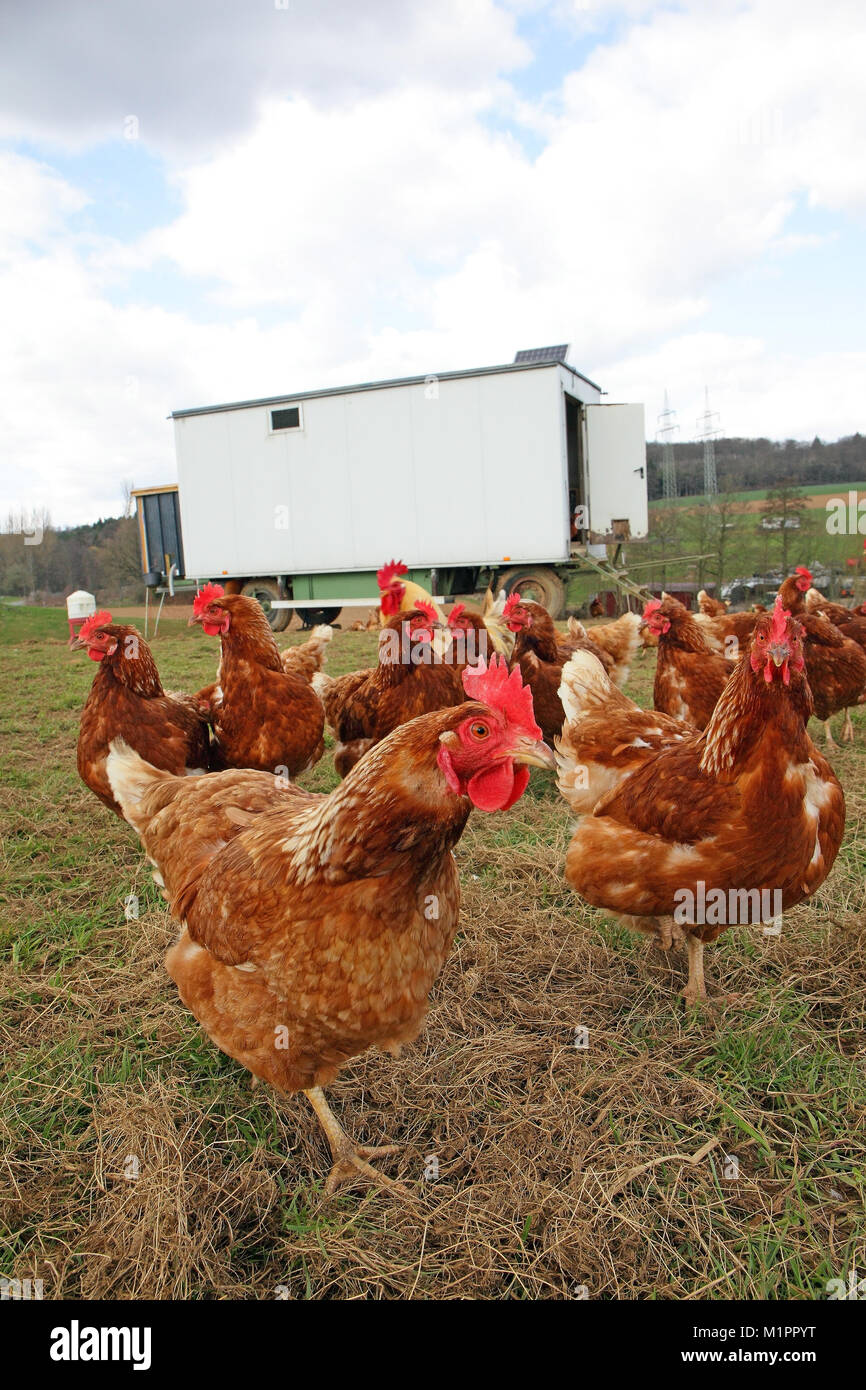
[105, 738, 172, 831]
[589, 611, 642, 687]
[311, 669, 334, 699]
[555, 649, 617, 809]
[558, 648, 613, 724]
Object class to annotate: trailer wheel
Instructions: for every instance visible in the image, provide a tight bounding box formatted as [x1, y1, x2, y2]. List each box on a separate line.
[240, 579, 292, 632]
[500, 567, 566, 619]
[300, 607, 340, 629]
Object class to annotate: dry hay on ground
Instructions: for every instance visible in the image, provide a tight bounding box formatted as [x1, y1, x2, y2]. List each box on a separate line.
[1, 618, 864, 1299]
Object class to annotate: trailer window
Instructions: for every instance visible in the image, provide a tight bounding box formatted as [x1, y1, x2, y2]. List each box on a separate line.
[270, 406, 302, 431]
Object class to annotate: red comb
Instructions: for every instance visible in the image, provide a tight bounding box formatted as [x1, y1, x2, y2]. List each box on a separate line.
[462, 654, 541, 739]
[447, 603, 466, 626]
[503, 592, 522, 616]
[413, 599, 438, 624]
[642, 598, 662, 618]
[793, 565, 813, 592]
[193, 582, 225, 616]
[377, 559, 408, 590]
[770, 595, 791, 642]
[78, 609, 112, 641]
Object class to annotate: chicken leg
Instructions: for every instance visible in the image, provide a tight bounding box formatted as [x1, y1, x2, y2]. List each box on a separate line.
[841, 709, 855, 743]
[653, 915, 686, 950]
[682, 933, 706, 1005]
[303, 1086, 409, 1197]
[824, 719, 839, 750]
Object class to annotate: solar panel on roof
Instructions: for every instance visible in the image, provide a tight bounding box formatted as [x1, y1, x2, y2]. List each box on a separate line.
[513, 345, 570, 364]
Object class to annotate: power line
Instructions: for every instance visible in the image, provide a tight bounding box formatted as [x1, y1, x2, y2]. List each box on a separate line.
[696, 386, 722, 497]
[657, 390, 679, 499]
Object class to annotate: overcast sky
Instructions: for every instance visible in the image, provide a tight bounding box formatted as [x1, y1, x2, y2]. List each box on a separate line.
[1, 0, 864, 526]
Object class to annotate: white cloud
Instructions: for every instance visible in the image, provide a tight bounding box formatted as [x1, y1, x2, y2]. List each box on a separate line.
[134, 0, 866, 362]
[0, 0, 529, 157]
[1, 243, 328, 525]
[599, 333, 866, 441]
[1, 0, 865, 526]
[0, 151, 88, 259]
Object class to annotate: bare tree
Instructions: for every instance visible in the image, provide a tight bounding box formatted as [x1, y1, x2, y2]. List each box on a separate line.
[711, 484, 741, 593]
[646, 502, 683, 590]
[762, 478, 808, 574]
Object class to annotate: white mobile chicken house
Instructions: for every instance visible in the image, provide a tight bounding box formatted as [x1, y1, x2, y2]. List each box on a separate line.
[150, 348, 647, 627]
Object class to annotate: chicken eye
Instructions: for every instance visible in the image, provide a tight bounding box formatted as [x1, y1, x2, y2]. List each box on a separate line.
[470, 722, 490, 740]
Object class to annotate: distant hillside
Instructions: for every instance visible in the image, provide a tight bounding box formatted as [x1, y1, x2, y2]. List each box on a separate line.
[646, 434, 866, 500]
[0, 512, 141, 604]
[3, 435, 866, 606]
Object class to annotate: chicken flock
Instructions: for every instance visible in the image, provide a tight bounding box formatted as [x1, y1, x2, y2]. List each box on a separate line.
[72, 558, 861, 1193]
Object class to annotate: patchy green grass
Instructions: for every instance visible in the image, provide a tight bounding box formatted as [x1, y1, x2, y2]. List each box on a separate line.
[652, 481, 866, 508]
[0, 606, 863, 1300]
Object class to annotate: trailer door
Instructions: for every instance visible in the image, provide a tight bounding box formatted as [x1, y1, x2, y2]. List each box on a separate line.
[583, 404, 647, 540]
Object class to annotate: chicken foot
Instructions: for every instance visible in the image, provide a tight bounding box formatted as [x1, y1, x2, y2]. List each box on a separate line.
[304, 1086, 410, 1198]
[653, 915, 686, 950]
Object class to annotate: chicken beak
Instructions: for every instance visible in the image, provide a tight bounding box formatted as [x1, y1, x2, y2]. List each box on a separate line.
[188, 610, 203, 626]
[509, 735, 555, 770]
[768, 643, 789, 668]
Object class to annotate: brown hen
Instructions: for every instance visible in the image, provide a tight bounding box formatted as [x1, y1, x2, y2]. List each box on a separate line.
[779, 567, 866, 746]
[319, 606, 467, 777]
[559, 600, 845, 1002]
[75, 610, 210, 818]
[643, 595, 736, 730]
[191, 584, 325, 776]
[106, 658, 553, 1193]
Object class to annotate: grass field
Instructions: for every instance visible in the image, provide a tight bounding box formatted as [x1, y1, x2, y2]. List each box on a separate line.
[1, 604, 864, 1300]
[652, 481, 866, 509]
[561, 483, 866, 612]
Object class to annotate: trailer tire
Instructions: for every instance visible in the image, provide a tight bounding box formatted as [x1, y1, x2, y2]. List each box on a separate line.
[300, 607, 340, 629]
[500, 567, 566, 619]
[240, 579, 292, 632]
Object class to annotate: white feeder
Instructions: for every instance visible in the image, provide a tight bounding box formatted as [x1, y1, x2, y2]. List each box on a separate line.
[67, 590, 96, 620]
[66, 589, 97, 644]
